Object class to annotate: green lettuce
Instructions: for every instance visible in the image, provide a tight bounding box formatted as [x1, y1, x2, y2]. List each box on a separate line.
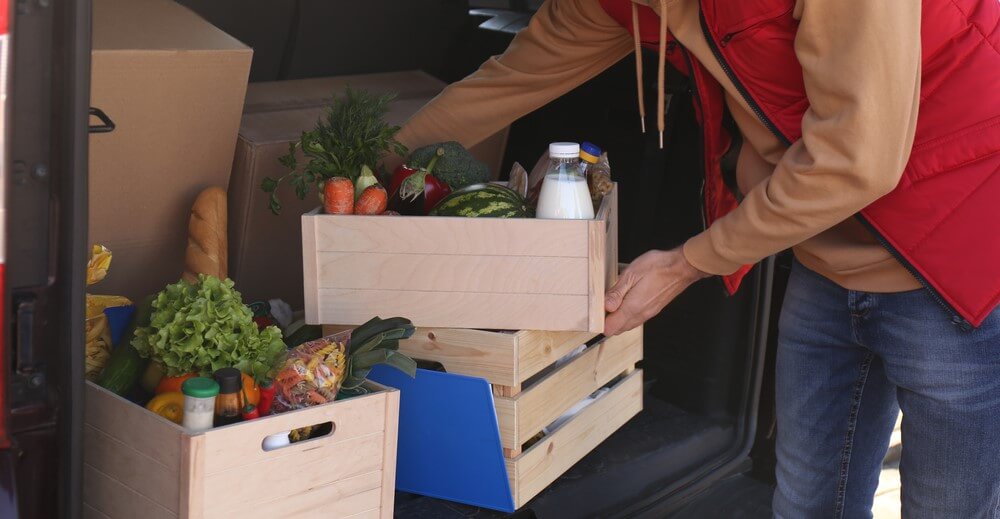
[132, 275, 286, 380]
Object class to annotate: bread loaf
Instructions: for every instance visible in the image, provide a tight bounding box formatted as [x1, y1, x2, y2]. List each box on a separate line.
[183, 187, 228, 283]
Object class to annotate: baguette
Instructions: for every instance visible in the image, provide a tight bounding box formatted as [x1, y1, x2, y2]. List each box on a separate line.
[182, 186, 228, 283]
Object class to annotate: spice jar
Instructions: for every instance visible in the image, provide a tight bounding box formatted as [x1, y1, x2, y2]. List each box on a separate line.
[213, 368, 243, 427]
[181, 377, 219, 432]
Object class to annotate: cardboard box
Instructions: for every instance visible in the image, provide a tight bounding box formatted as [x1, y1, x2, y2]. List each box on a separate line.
[229, 72, 509, 308]
[89, 0, 252, 301]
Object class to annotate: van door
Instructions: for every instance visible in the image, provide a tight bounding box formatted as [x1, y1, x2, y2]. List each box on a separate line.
[3, 0, 91, 516]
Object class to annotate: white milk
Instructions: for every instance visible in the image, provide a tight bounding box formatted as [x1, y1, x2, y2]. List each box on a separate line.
[536, 173, 595, 220]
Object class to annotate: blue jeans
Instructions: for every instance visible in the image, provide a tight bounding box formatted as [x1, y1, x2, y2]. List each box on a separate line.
[773, 259, 1000, 519]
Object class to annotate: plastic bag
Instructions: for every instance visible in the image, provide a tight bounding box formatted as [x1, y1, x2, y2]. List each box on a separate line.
[85, 245, 132, 381]
[271, 330, 351, 413]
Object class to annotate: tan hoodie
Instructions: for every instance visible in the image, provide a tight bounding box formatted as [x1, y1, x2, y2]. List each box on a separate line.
[396, 0, 923, 293]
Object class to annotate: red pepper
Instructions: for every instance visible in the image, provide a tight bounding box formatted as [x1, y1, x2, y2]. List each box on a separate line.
[257, 380, 276, 416]
[242, 404, 259, 420]
[389, 148, 451, 215]
[422, 174, 451, 213]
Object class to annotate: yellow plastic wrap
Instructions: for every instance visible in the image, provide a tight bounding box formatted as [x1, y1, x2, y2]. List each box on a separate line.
[85, 246, 131, 381]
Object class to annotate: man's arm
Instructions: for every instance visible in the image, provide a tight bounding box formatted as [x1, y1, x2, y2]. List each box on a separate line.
[395, 0, 633, 153]
[682, 0, 922, 274]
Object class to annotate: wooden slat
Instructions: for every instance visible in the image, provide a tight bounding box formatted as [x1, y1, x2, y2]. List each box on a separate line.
[308, 214, 591, 257]
[302, 213, 320, 324]
[313, 289, 590, 331]
[200, 390, 387, 474]
[83, 424, 179, 513]
[228, 471, 383, 518]
[587, 218, 607, 334]
[203, 432, 385, 516]
[600, 186, 620, 290]
[506, 370, 643, 508]
[344, 509, 382, 519]
[495, 327, 643, 450]
[395, 327, 518, 386]
[84, 463, 177, 519]
[516, 331, 598, 385]
[316, 252, 589, 295]
[84, 382, 182, 471]
[179, 434, 205, 519]
[380, 390, 400, 519]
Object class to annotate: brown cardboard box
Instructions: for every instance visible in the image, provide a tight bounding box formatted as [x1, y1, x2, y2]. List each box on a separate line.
[89, 0, 252, 301]
[229, 72, 509, 308]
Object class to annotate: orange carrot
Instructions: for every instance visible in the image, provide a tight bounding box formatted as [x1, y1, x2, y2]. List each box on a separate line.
[355, 184, 388, 215]
[323, 177, 355, 214]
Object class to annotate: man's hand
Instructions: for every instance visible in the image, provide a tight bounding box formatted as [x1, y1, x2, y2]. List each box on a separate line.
[604, 248, 709, 336]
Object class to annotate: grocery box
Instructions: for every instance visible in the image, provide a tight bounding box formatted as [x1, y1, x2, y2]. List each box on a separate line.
[83, 381, 399, 519]
[89, 0, 252, 302]
[305, 185, 618, 333]
[362, 326, 643, 511]
[229, 72, 510, 307]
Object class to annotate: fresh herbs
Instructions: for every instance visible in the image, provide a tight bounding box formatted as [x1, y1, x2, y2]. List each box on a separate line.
[131, 275, 287, 380]
[261, 88, 407, 215]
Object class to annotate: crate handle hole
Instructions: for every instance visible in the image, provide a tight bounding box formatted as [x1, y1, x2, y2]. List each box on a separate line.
[261, 421, 335, 452]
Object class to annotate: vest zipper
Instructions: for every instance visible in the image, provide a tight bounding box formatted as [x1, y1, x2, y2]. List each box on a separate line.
[678, 46, 709, 231]
[854, 215, 970, 329]
[699, 11, 792, 147]
[697, 7, 970, 327]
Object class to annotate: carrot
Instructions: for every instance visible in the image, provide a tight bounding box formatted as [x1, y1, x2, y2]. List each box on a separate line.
[323, 177, 355, 214]
[355, 184, 388, 215]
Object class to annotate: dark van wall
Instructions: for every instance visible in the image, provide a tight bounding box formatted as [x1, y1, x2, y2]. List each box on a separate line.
[176, 0, 470, 82]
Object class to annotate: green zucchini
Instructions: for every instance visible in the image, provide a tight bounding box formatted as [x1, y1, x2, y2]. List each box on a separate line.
[97, 296, 154, 395]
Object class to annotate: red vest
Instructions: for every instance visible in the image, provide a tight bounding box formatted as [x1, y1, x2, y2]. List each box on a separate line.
[601, 0, 1000, 327]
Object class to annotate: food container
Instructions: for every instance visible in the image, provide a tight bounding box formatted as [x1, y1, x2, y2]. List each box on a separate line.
[303, 185, 618, 333]
[83, 380, 399, 518]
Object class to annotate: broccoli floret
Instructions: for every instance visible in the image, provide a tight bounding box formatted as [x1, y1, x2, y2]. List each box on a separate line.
[407, 141, 490, 189]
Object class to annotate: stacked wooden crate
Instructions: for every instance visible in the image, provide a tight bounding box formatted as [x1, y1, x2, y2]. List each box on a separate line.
[306, 185, 643, 509]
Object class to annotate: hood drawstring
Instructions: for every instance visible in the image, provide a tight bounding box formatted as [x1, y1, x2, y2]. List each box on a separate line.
[631, 0, 669, 149]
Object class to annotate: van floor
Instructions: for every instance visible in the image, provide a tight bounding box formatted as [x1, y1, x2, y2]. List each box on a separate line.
[394, 383, 735, 518]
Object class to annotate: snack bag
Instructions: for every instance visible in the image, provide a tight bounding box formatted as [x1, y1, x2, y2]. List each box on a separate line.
[85, 245, 132, 381]
[271, 330, 351, 414]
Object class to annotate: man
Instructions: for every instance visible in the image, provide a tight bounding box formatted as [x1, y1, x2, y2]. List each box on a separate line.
[394, 0, 1000, 517]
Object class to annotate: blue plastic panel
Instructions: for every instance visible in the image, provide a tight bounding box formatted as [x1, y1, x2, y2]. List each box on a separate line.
[369, 365, 515, 512]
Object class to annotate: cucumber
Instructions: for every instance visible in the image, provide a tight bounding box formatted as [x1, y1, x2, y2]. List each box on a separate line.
[97, 296, 154, 395]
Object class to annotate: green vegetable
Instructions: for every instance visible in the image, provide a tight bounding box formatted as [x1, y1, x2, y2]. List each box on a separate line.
[406, 141, 490, 190]
[429, 183, 530, 218]
[140, 361, 164, 394]
[283, 319, 323, 348]
[97, 296, 154, 395]
[131, 275, 287, 381]
[343, 316, 417, 390]
[354, 165, 380, 201]
[261, 88, 407, 214]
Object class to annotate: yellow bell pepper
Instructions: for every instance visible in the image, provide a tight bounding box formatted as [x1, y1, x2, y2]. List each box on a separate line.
[146, 392, 185, 424]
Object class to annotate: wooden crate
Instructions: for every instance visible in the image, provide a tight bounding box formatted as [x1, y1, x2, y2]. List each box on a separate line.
[494, 327, 643, 455]
[507, 369, 643, 508]
[323, 324, 643, 508]
[83, 381, 399, 519]
[303, 185, 618, 333]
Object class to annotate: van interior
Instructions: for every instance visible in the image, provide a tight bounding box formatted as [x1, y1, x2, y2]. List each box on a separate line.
[7, 1, 785, 517]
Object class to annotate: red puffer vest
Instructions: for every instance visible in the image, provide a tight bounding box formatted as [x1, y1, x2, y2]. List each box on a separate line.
[601, 0, 1000, 327]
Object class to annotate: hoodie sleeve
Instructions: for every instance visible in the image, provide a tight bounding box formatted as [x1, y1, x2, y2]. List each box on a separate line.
[395, 0, 634, 152]
[682, 0, 921, 275]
